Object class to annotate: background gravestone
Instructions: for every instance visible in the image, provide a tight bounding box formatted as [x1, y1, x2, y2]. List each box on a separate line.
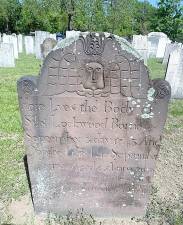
[148, 32, 170, 58]
[24, 36, 35, 55]
[156, 36, 171, 59]
[165, 47, 183, 98]
[41, 38, 57, 59]
[18, 32, 171, 217]
[132, 35, 148, 65]
[163, 43, 182, 65]
[18, 34, 23, 53]
[35, 31, 57, 59]
[0, 43, 15, 67]
[2, 34, 19, 59]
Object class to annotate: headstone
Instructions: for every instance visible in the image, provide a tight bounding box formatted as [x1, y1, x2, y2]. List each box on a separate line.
[35, 31, 50, 59]
[41, 38, 57, 59]
[156, 36, 171, 59]
[24, 36, 35, 54]
[2, 34, 19, 59]
[49, 34, 57, 40]
[165, 47, 183, 98]
[66, 30, 81, 39]
[148, 32, 168, 58]
[0, 43, 15, 67]
[163, 43, 182, 65]
[18, 34, 23, 53]
[132, 35, 148, 65]
[18, 32, 171, 217]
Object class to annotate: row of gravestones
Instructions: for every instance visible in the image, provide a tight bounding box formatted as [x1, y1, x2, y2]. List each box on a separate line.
[132, 32, 183, 99]
[0, 31, 57, 67]
[132, 32, 172, 64]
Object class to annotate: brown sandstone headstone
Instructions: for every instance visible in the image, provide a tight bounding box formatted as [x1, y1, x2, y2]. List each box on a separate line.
[17, 32, 171, 217]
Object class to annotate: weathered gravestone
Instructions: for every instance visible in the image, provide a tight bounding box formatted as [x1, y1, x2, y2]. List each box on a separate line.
[18, 34, 23, 53]
[3, 34, 19, 59]
[35, 31, 57, 59]
[165, 47, 183, 98]
[0, 43, 15, 67]
[148, 32, 170, 58]
[156, 36, 171, 59]
[24, 36, 35, 55]
[163, 43, 182, 65]
[18, 32, 171, 217]
[41, 38, 57, 59]
[132, 35, 148, 65]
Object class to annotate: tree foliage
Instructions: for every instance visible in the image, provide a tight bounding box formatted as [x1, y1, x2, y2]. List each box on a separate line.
[153, 0, 183, 41]
[0, 0, 182, 42]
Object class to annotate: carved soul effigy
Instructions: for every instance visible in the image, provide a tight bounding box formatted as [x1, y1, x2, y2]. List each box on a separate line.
[17, 32, 171, 217]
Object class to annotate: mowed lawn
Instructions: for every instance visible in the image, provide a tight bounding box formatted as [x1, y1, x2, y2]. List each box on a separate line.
[0, 53, 183, 208]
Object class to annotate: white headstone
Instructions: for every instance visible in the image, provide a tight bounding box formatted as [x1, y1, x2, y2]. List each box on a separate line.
[24, 36, 35, 54]
[49, 33, 57, 40]
[18, 34, 23, 53]
[163, 43, 182, 65]
[0, 43, 15, 67]
[165, 46, 183, 98]
[148, 32, 168, 58]
[132, 35, 148, 64]
[2, 34, 19, 59]
[156, 36, 171, 58]
[35, 31, 50, 59]
[66, 30, 81, 39]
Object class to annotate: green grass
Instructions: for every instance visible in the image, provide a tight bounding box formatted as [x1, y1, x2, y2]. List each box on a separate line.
[0, 53, 40, 200]
[148, 58, 167, 80]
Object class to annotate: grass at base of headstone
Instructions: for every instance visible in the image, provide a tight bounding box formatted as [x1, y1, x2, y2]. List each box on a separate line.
[0, 53, 41, 201]
[147, 58, 166, 80]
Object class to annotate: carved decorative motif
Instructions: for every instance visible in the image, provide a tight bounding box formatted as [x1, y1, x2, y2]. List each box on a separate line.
[80, 33, 112, 55]
[83, 62, 104, 90]
[21, 80, 34, 95]
[153, 79, 171, 99]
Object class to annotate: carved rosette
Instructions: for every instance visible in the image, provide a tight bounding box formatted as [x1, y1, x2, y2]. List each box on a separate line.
[17, 76, 37, 96]
[152, 79, 171, 100]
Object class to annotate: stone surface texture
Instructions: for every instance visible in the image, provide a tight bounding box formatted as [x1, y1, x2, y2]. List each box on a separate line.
[18, 32, 171, 217]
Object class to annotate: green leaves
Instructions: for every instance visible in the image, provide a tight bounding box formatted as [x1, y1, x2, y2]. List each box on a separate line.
[153, 0, 183, 41]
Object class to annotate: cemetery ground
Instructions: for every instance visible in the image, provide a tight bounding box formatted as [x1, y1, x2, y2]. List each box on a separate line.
[0, 54, 183, 225]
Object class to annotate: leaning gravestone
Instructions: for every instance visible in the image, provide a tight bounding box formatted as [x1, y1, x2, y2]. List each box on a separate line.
[41, 38, 57, 59]
[165, 47, 183, 98]
[18, 32, 171, 217]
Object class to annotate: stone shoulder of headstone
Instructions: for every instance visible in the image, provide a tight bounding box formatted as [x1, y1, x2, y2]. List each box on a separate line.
[17, 32, 171, 217]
